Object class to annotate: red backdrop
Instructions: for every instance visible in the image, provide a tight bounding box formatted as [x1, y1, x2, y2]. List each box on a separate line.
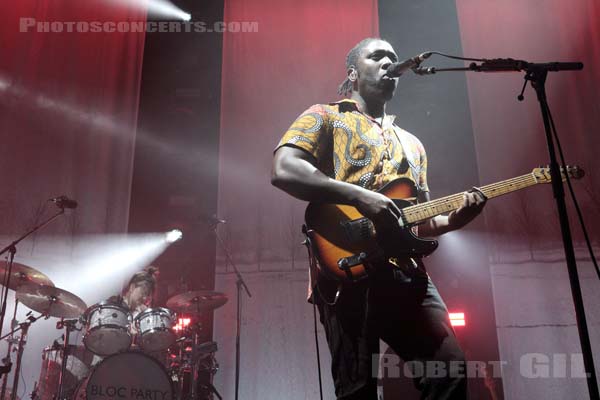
[0, 1, 146, 394]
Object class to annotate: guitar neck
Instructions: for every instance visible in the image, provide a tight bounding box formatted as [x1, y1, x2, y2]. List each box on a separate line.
[402, 173, 539, 224]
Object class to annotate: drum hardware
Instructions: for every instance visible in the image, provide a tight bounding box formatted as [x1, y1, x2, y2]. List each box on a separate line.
[11, 283, 86, 400]
[55, 318, 80, 400]
[168, 323, 220, 400]
[0, 312, 45, 400]
[0, 297, 20, 399]
[0, 261, 55, 383]
[0, 204, 65, 342]
[165, 287, 228, 400]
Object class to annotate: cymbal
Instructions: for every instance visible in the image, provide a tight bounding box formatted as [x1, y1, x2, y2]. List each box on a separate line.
[0, 261, 54, 290]
[167, 291, 228, 313]
[16, 284, 87, 318]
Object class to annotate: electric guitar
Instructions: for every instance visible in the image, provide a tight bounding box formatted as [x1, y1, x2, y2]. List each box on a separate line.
[304, 166, 584, 282]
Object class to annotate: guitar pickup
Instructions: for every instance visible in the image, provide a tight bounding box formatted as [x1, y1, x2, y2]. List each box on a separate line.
[340, 218, 374, 243]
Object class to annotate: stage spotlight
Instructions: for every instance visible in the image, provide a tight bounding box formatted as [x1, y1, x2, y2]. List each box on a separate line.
[103, 0, 191, 21]
[166, 229, 183, 243]
[142, 0, 191, 21]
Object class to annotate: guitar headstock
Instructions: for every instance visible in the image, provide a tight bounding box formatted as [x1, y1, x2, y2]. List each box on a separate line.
[532, 165, 585, 184]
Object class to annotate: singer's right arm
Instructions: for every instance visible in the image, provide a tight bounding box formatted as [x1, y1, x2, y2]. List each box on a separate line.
[271, 146, 402, 224]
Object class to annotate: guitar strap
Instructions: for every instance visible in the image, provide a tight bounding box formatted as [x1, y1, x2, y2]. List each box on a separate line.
[393, 125, 424, 194]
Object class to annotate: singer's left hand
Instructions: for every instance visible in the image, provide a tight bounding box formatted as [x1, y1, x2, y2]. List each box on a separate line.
[448, 187, 487, 229]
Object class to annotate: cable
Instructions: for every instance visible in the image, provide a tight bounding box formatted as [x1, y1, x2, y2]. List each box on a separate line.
[546, 104, 600, 279]
[312, 292, 324, 400]
[19, 360, 26, 400]
[425, 51, 487, 63]
[302, 226, 324, 400]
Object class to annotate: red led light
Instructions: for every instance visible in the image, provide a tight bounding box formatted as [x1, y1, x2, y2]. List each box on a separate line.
[174, 317, 191, 331]
[449, 312, 465, 327]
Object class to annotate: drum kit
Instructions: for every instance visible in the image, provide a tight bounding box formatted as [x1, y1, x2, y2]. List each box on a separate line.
[0, 261, 227, 400]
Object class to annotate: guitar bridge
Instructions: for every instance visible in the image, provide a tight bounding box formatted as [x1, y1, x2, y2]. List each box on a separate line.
[338, 252, 368, 270]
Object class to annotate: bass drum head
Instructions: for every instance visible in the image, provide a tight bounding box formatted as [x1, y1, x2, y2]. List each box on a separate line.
[74, 351, 173, 400]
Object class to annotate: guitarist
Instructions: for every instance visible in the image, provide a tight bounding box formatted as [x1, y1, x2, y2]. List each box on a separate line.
[271, 38, 486, 399]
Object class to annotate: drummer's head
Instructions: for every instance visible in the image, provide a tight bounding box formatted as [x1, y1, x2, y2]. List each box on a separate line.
[123, 266, 159, 308]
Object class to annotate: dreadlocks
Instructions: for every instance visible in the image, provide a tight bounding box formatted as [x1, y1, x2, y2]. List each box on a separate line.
[337, 37, 385, 97]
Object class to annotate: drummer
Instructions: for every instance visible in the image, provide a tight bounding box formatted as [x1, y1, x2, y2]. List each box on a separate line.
[107, 265, 159, 321]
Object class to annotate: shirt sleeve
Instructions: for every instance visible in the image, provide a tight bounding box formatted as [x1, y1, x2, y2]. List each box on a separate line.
[416, 140, 429, 192]
[274, 104, 330, 161]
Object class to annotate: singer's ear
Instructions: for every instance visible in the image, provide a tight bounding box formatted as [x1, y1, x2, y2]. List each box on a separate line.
[348, 66, 357, 82]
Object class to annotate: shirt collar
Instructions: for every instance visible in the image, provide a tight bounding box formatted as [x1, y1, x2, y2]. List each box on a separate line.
[330, 98, 397, 126]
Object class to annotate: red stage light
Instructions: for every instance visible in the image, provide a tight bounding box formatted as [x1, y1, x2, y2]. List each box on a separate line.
[174, 317, 191, 331]
[449, 312, 465, 327]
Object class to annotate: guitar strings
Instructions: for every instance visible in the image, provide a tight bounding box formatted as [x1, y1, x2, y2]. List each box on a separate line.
[404, 174, 535, 219]
[402, 174, 536, 221]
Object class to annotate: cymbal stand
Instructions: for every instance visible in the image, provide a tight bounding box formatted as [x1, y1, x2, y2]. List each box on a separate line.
[0, 206, 67, 380]
[0, 313, 43, 400]
[9, 318, 31, 400]
[56, 318, 79, 400]
[188, 307, 203, 400]
[0, 299, 20, 400]
[196, 352, 221, 400]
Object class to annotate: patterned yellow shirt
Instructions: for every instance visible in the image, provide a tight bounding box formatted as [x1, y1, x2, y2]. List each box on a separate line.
[276, 99, 429, 193]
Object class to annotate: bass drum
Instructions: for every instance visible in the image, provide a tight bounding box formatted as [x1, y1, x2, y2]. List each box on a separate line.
[73, 351, 174, 400]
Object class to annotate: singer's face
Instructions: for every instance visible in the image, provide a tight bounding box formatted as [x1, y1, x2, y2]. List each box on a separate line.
[355, 40, 399, 101]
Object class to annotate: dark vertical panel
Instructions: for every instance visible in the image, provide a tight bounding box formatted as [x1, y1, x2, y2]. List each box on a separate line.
[130, 0, 224, 346]
[379, 1, 503, 398]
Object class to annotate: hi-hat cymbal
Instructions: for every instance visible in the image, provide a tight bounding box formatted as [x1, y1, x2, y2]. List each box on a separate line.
[0, 261, 54, 290]
[166, 291, 228, 313]
[16, 284, 87, 318]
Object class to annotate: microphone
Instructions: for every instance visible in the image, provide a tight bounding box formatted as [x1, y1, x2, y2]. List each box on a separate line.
[199, 214, 226, 225]
[210, 216, 226, 225]
[412, 66, 437, 75]
[48, 195, 78, 209]
[385, 52, 433, 78]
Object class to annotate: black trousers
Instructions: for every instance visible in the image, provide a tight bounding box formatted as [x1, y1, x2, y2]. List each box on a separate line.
[316, 267, 467, 400]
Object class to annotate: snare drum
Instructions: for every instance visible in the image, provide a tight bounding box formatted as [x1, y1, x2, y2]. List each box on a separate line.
[73, 351, 174, 400]
[83, 302, 132, 356]
[134, 307, 176, 352]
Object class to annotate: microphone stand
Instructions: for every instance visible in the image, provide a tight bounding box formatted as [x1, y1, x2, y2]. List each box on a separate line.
[0, 208, 65, 377]
[418, 58, 598, 400]
[212, 223, 251, 400]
